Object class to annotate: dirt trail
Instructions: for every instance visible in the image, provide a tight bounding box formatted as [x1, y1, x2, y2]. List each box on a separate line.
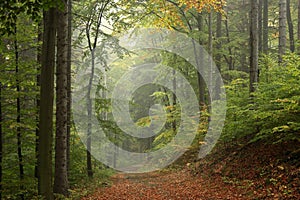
[82, 169, 250, 200]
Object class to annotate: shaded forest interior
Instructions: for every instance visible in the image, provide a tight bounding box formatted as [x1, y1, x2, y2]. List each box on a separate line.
[0, 0, 300, 199]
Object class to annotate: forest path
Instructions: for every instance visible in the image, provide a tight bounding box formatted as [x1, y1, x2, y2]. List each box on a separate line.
[82, 169, 250, 200]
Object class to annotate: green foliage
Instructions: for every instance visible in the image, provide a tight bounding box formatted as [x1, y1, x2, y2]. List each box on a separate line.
[0, 14, 40, 199]
[222, 53, 300, 144]
[0, 0, 65, 36]
[251, 53, 300, 143]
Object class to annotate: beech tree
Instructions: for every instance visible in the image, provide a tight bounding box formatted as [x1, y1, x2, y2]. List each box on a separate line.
[298, 0, 300, 46]
[0, 0, 300, 199]
[286, 0, 294, 52]
[66, 0, 72, 176]
[279, 0, 287, 63]
[0, 82, 2, 200]
[38, 7, 57, 200]
[263, 0, 268, 54]
[54, 0, 69, 196]
[250, 0, 259, 93]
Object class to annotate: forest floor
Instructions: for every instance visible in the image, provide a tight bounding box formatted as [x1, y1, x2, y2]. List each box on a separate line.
[82, 169, 249, 200]
[82, 139, 300, 200]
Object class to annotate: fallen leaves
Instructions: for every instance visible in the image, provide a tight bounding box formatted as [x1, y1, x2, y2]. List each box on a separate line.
[82, 170, 249, 200]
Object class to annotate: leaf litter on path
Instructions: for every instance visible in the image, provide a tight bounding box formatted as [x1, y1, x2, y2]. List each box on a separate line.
[82, 169, 249, 200]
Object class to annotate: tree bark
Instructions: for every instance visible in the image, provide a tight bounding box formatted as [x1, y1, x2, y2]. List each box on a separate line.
[286, 0, 294, 52]
[216, 11, 222, 72]
[279, 0, 287, 63]
[196, 13, 206, 106]
[0, 82, 2, 200]
[258, 0, 263, 52]
[54, 0, 69, 196]
[208, 11, 213, 106]
[298, 0, 300, 41]
[263, 0, 269, 54]
[172, 66, 176, 132]
[215, 10, 222, 99]
[250, 0, 259, 93]
[298, 0, 300, 53]
[38, 8, 57, 200]
[66, 0, 72, 178]
[35, 22, 42, 179]
[86, 48, 94, 178]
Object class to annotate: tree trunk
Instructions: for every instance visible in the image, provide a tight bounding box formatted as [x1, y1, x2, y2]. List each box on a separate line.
[14, 25, 24, 200]
[208, 11, 213, 118]
[298, 0, 300, 53]
[196, 13, 206, 106]
[0, 82, 2, 200]
[298, 0, 300, 42]
[172, 67, 176, 132]
[54, 0, 69, 196]
[224, 13, 234, 70]
[258, 0, 263, 52]
[66, 0, 72, 178]
[279, 0, 287, 63]
[38, 8, 57, 200]
[86, 49, 95, 178]
[215, 10, 222, 99]
[84, 0, 110, 178]
[250, 0, 259, 93]
[286, 0, 294, 52]
[216, 11, 222, 71]
[35, 22, 42, 179]
[263, 0, 269, 54]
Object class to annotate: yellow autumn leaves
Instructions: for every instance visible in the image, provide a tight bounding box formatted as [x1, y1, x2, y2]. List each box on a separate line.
[148, 0, 226, 29]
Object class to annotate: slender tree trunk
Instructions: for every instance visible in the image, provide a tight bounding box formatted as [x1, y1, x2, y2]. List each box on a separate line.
[258, 0, 263, 52]
[86, 49, 95, 178]
[208, 11, 213, 87]
[216, 12, 222, 71]
[0, 82, 2, 200]
[250, 0, 259, 93]
[286, 0, 294, 52]
[38, 8, 57, 200]
[224, 13, 234, 70]
[208, 12, 213, 118]
[35, 22, 42, 179]
[14, 25, 24, 200]
[54, 0, 69, 195]
[298, 0, 300, 53]
[279, 0, 287, 63]
[113, 131, 117, 168]
[172, 67, 176, 132]
[196, 13, 206, 106]
[84, 1, 110, 177]
[263, 0, 269, 54]
[215, 11, 222, 99]
[66, 0, 72, 178]
[298, 0, 300, 41]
